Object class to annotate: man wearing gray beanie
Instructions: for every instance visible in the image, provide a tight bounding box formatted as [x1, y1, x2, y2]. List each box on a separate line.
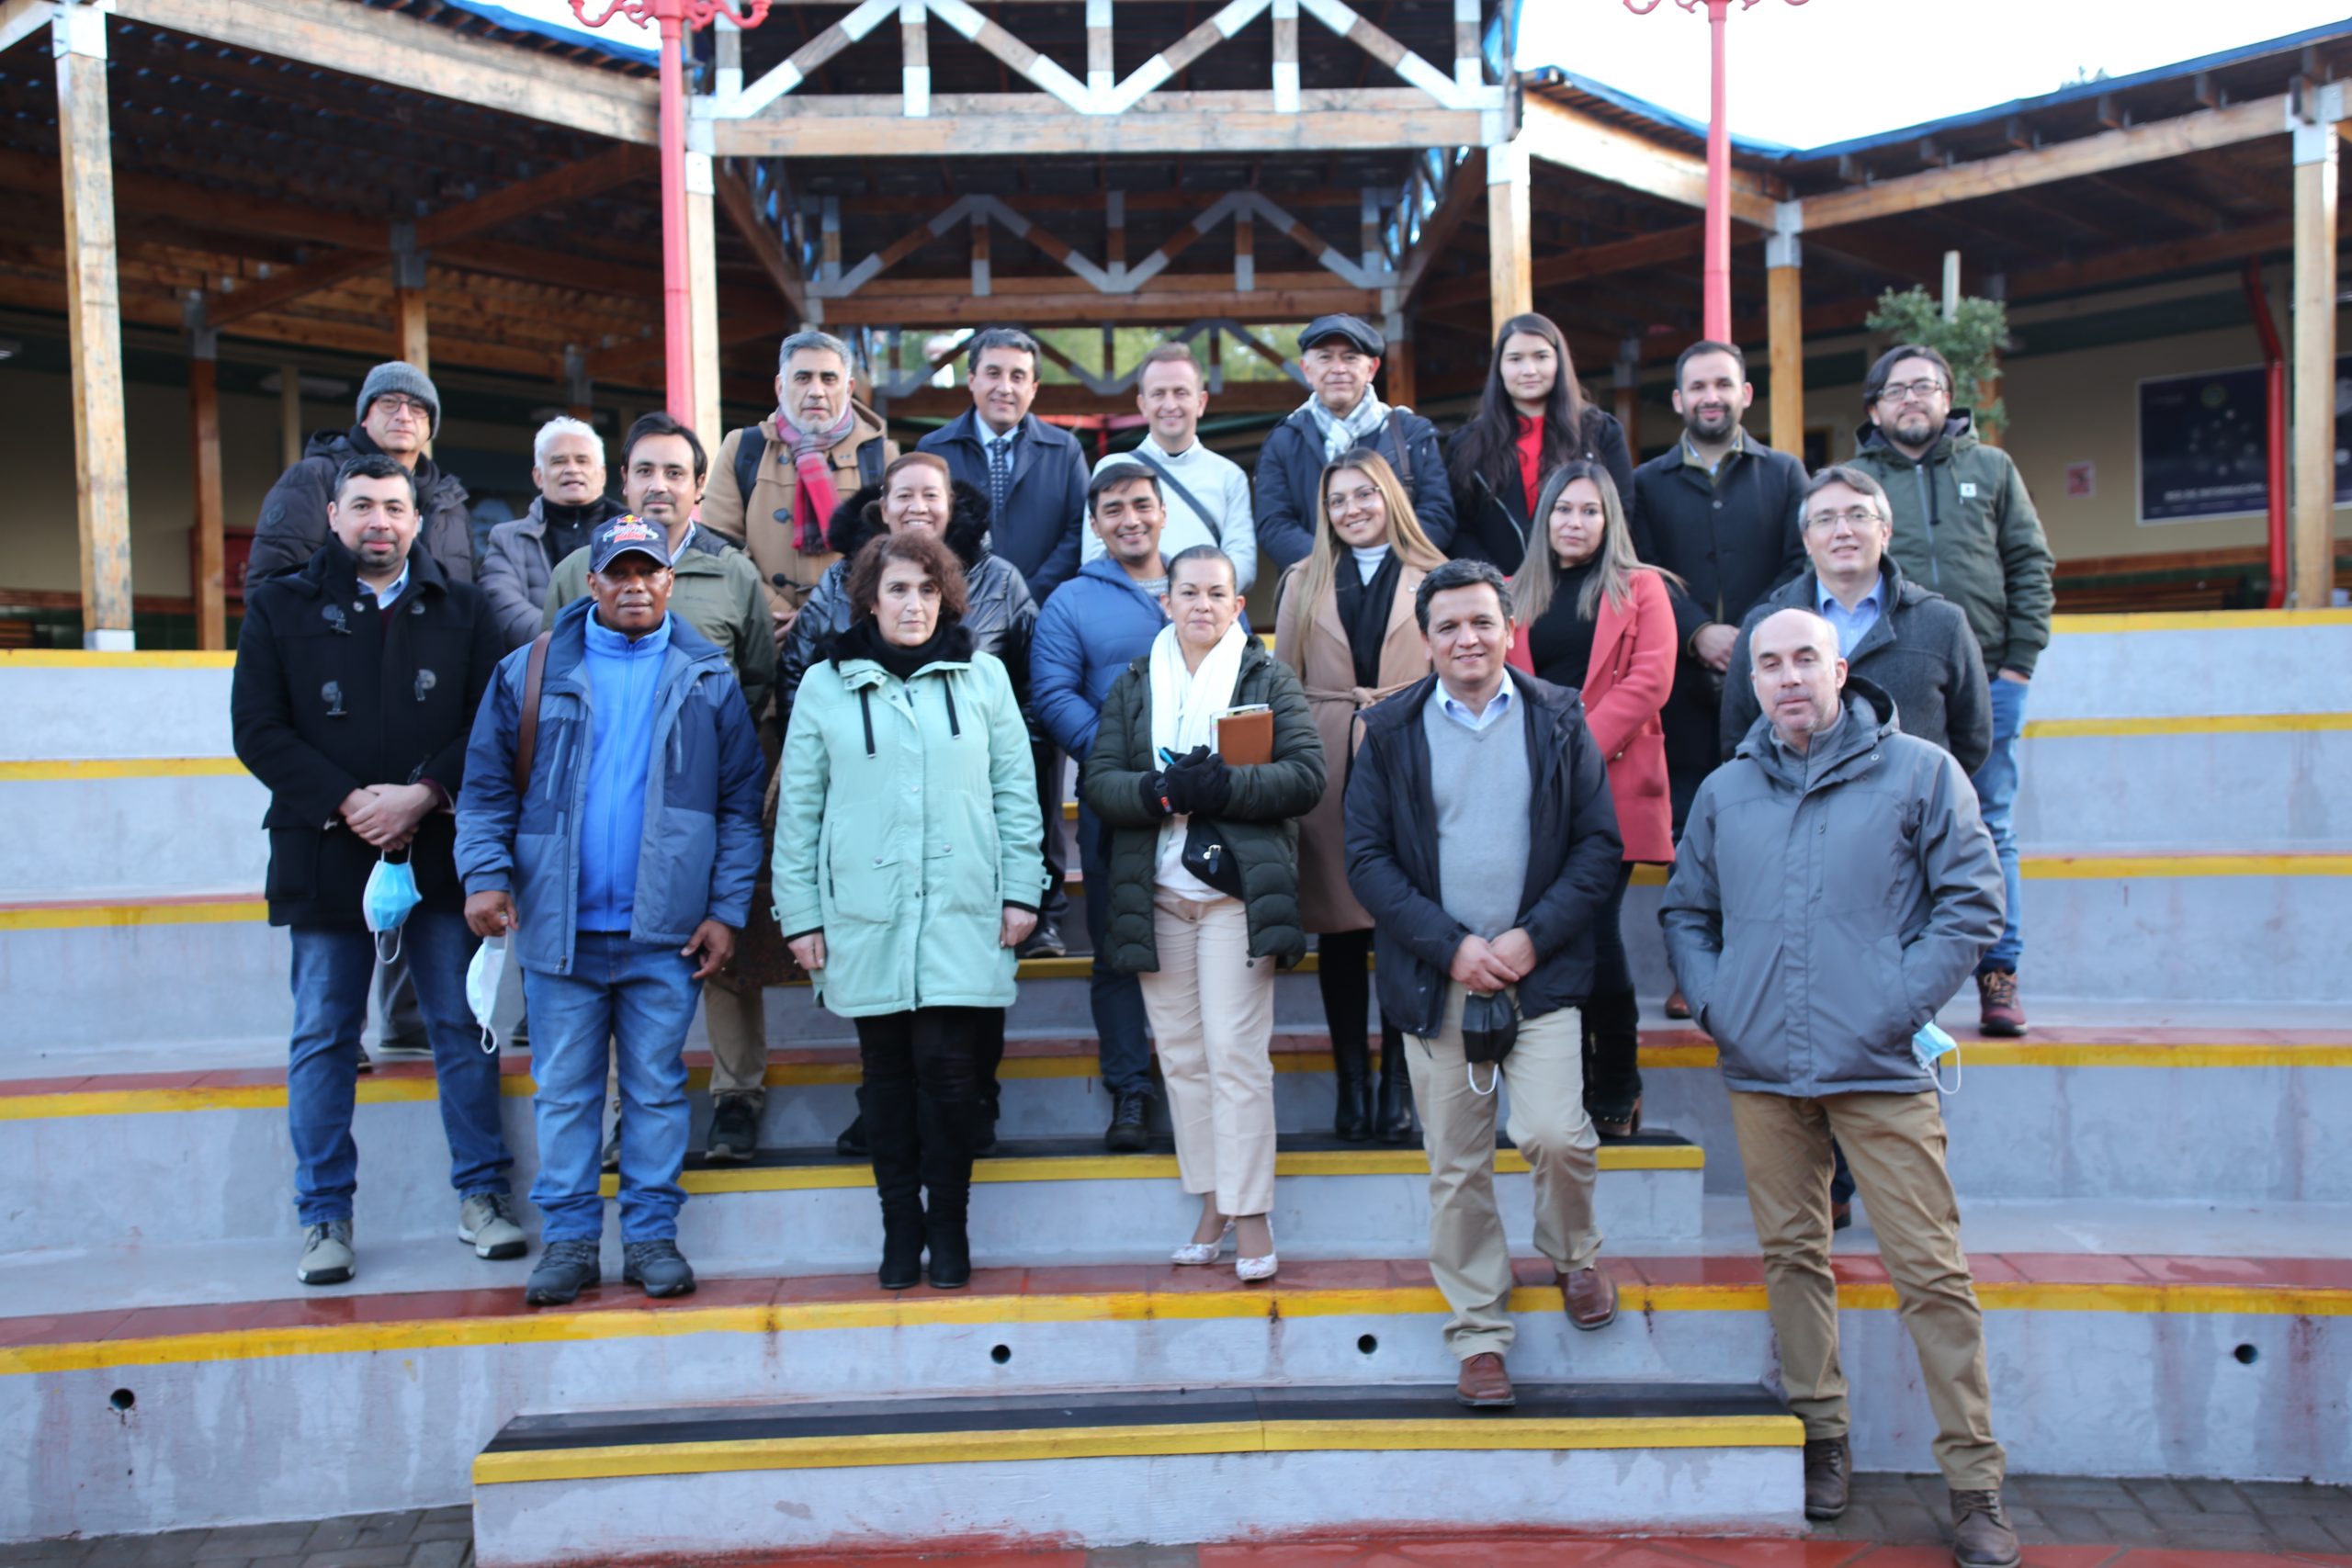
[248, 360, 476, 585]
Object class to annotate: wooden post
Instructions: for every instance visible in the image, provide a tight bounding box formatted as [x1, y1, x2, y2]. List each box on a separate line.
[1234, 206, 1254, 292]
[1485, 139, 1532, 343]
[1085, 0, 1112, 101]
[187, 312, 226, 651]
[1383, 316, 1416, 408]
[1767, 202, 1804, 457]
[390, 224, 431, 457]
[54, 1, 133, 649]
[1613, 338, 1642, 457]
[1272, 0, 1299, 113]
[1105, 190, 1125, 287]
[2292, 96, 2342, 609]
[685, 125, 724, 445]
[563, 345, 594, 426]
[279, 361, 304, 467]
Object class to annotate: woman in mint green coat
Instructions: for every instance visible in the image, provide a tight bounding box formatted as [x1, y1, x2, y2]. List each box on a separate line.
[773, 530, 1047, 1292]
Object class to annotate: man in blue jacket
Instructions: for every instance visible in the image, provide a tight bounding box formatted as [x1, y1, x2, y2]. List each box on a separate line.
[919, 326, 1090, 957]
[1252, 314, 1454, 569]
[1030, 461, 1173, 1151]
[457, 516, 765, 1307]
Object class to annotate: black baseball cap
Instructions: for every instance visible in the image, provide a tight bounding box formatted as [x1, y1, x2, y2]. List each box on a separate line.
[1298, 314, 1385, 355]
[588, 513, 673, 573]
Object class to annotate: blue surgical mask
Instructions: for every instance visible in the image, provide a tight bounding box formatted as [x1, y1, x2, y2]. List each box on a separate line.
[362, 854, 422, 962]
[1913, 1020, 1961, 1094]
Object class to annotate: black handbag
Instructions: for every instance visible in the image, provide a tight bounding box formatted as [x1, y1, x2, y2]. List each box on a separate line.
[1179, 818, 1247, 899]
[1459, 989, 1520, 1095]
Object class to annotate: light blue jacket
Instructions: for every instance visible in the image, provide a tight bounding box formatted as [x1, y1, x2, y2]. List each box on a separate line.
[456, 596, 766, 976]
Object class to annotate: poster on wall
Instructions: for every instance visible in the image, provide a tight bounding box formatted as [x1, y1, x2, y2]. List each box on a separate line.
[2137, 360, 2352, 525]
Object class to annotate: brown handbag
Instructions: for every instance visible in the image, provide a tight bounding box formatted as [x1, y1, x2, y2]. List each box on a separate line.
[510, 630, 553, 793]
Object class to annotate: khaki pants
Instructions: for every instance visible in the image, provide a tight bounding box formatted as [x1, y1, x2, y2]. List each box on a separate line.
[1727, 1088, 2005, 1490]
[1137, 894, 1276, 1216]
[1410, 984, 1601, 1360]
[704, 983, 767, 1106]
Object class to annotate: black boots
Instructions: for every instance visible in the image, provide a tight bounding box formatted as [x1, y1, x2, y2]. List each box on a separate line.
[1373, 1027, 1415, 1145]
[1330, 1033, 1374, 1141]
[877, 1210, 924, 1291]
[1583, 987, 1644, 1138]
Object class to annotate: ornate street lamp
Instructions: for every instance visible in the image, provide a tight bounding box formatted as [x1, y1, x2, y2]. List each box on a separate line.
[571, 0, 772, 420]
[1623, 0, 1807, 342]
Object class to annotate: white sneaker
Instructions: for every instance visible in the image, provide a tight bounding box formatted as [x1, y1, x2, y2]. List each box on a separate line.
[297, 1220, 355, 1286]
[459, 1193, 527, 1260]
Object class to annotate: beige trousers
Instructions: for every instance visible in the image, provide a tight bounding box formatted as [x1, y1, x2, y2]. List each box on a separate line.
[1409, 984, 1601, 1360]
[1727, 1087, 2006, 1490]
[704, 983, 768, 1104]
[1137, 893, 1277, 1216]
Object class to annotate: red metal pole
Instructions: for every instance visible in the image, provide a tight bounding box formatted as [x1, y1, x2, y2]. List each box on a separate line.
[657, 7, 693, 421]
[2243, 259, 2290, 609]
[1702, 0, 1732, 341]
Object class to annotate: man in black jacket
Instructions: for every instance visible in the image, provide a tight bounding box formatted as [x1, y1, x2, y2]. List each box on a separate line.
[231, 455, 522, 1290]
[1343, 559, 1623, 1411]
[1253, 315, 1454, 569]
[1629, 340, 1808, 829]
[248, 361, 474, 585]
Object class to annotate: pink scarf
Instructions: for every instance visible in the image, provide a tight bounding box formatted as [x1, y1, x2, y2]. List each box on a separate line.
[781, 403, 859, 554]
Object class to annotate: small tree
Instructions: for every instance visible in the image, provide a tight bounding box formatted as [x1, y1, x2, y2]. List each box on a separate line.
[1865, 286, 2011, 442]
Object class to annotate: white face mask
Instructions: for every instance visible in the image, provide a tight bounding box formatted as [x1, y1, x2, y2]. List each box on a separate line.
[466, 936, 508, 1055]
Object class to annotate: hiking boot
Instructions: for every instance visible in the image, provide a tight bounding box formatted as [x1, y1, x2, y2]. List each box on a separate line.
[1950, 1488, 2022, 1568]
[525, 1238, 602, 1305]
[1976, 970, 2027, 1036]
[705, 1095, 761, 1163]
[296, 1220, 355, 1286]
[836, 1114, 869, 1158]
[1802, 1435, 1850, 1519]
[458, 1193, 527, 1260]
[1016, 919, 1067, 960]
[622, 1238, 696, 1298]
[1454, 1351, 1514, 1408]
[1104, 1090, 1149, 1153]
[1562, 1265, 1617, 1330]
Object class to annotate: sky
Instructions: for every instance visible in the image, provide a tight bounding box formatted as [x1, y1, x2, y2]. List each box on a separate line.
[498, 0, 2352, 152]
[1513, 1, 2352, 151]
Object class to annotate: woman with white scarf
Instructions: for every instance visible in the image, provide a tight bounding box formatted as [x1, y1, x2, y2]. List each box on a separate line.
[1080, 547, 1325, 1281]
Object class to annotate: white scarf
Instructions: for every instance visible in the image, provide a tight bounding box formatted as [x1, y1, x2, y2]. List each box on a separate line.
[1147, 619, 1250, 896]
[1303, 389, 1388, 465]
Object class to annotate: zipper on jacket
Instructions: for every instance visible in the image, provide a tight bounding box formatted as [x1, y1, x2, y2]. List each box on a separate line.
[858, 686, 876, 756]
[1916, 464, 1941, 589]
[943, 679, 961, 737]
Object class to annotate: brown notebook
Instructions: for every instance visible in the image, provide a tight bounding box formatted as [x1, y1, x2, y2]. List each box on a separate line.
[1216, 705, 1273, 765]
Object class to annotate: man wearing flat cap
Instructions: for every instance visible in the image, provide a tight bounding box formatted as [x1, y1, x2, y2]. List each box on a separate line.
[1251, 315, 1454, 570]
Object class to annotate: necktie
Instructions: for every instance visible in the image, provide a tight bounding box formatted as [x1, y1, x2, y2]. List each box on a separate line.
[988, 434, 1013, 525]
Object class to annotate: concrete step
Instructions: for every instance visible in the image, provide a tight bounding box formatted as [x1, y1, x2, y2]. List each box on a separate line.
[7, 1233, 2345, 1541]
[466, 1382, 1804, 1565]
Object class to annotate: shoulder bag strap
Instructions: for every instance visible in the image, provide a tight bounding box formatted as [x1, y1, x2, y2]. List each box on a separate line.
[512, 630, 552, 795]
[732, 427, 766, 513]
[1385, 407, 1415, 490]
[1125, 447, 1220, 543]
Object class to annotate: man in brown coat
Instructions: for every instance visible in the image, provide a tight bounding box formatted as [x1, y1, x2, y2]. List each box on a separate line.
[699, 330, 897, 656]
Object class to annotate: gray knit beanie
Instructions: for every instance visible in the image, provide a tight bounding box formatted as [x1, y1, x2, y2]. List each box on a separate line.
[356, 361, 440, 436]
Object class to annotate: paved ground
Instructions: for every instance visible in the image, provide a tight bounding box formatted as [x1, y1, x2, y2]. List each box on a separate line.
[13, 1479, 2352, 1567]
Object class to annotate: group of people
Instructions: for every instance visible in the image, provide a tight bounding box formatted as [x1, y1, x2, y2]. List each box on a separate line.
[230, 309, 2052, 1568]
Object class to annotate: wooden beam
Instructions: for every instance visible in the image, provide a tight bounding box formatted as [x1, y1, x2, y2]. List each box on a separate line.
[817, 285, 1378, 328]
[1521, 96, 1779, 227]
[0, 0, 54, 58]
[0, 149, 382, 250]
[109, 0, 659, 143]
[54, 2, 131, 647]
[188, 343, 226, 649]
[1486, 139, 1531, 341]
[718, 96, 1485, 158]
[209, 248, 389, 329]
[1767, 243, 1803, 457]
[1801, 96, 2291, 231]
[716, 166, 806, 317]
[1396, 151, 1484, 302]
[2293, 114, 2339, 609]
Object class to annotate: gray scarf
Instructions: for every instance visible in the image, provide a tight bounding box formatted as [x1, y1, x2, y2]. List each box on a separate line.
[1303, 389, 1388, 465]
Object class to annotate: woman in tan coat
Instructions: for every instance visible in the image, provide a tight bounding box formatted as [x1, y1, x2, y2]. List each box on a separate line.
[1273, 449, 1446, 1143]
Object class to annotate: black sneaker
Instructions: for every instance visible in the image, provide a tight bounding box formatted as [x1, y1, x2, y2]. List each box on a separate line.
[525, 1238, 602, 1306]
[705, 1096, 760, 1164]
[1017, 919, 1067, 960]
[1104, 1091, 1149, 1153]
[836, 1114, 868, 1157]
[623, 1238, 696, 1298]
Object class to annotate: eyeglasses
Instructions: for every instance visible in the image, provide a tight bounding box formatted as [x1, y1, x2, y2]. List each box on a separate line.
[371, 395, 430, 416]
[1874, 378, 1946, 404]
[1803, 506, 1882, 534]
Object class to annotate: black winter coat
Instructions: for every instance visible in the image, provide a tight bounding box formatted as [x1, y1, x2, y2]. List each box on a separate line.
[1444, 408, 1635, 569]
[231, 536, 503, 928]
[1628, 432, 1807, 638]
[777, 477, 1039, 718]
[248, 426, 475, 584]
[1343, 671, 1623, 1034]
[1079, 640, 1327, 972]
[1253, 404, 1455, 570]
[915, 410, 1090, 599]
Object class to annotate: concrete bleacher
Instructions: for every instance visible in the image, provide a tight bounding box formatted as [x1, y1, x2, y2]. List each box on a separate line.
[2, 611, 2348, 1555]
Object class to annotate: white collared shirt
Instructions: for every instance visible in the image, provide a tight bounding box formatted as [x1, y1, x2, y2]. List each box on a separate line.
[1437, 681, 1514, 733]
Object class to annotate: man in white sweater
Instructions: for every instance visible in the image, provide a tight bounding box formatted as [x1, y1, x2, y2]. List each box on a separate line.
[1087, 344, 1258, 591]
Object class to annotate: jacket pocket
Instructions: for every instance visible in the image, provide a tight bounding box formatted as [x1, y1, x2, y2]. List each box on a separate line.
[265, 828, 319, 905]
[827, 841, 900, 923]
[1812, 931, 1918, 1074]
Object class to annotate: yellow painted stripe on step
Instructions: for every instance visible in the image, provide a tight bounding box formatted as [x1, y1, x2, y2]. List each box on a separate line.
[2022, 853, 2352, 880]
[473, 1423, 1269, 1485]
[0, 757, 249, 782]
[2024, 713, 2352, 739]
[1259, 1413, 1803, 1454]
[0, 897, 266, 931]
[8, 1280, 2346, 1380]
[2049, 609, 2352, 632]
[0, 650, 239, 669]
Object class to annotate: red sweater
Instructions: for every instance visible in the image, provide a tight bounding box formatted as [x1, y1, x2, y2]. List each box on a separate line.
[1514, 415, 1545, 519]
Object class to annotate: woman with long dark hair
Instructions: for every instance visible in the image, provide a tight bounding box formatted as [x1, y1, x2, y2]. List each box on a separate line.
[1506, 460, 1678, 1137]
[1445, 312, 1635, 569]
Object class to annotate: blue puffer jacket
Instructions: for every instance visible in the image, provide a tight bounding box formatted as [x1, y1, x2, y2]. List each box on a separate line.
[1029, 558, 1170, 761]
[455, 596, 766, 976]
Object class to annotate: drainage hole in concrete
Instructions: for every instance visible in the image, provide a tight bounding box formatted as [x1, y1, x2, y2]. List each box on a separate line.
[109, 1389, 135, 1411]
[1356, 1335, 1379, 1356]
[990, 1345, 1012, 1364]
[2233, 1344, 2259, 1365]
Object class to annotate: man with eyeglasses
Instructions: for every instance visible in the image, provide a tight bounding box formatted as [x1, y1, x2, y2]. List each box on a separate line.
[1847, 345, 2052, 1038]
[251, 362, 475, 586]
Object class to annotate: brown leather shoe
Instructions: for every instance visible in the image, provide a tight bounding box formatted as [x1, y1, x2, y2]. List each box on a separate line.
[1664, 987, 1691, 1020]
[1950, 1488, 2021, 1568]
[1561, 1265, 1617, 1330]
[1802, 1435, 1850, 1520]
[1454, 1351, 1515, 1408]
[1976, 970, 2027, 1036]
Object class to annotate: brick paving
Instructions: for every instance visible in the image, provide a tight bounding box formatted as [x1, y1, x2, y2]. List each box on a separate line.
[15, 1480, 2352, 1567]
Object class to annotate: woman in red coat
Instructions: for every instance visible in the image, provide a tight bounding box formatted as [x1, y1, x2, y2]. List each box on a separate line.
[1507, 459, 1679, 1136]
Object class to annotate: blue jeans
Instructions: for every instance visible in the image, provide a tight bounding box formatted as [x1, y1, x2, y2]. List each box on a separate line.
[521, 931, 699, 1243]
[1970, 675, 2028, 975]
[287, 911, 510, 1227]
[1077, 799, 1154, 1099]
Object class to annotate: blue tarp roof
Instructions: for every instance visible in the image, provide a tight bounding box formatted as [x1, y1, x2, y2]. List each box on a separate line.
[435, 0, 660, 68]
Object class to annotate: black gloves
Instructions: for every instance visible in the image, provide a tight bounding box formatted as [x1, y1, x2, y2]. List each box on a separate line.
[1161, 745, 1232, 817]
[1138, 770, 1174, 820]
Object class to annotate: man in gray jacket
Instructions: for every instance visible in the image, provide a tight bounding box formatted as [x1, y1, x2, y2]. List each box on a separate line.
[1661, 607, 2014, 1568]
[478, 416, 627, 649]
